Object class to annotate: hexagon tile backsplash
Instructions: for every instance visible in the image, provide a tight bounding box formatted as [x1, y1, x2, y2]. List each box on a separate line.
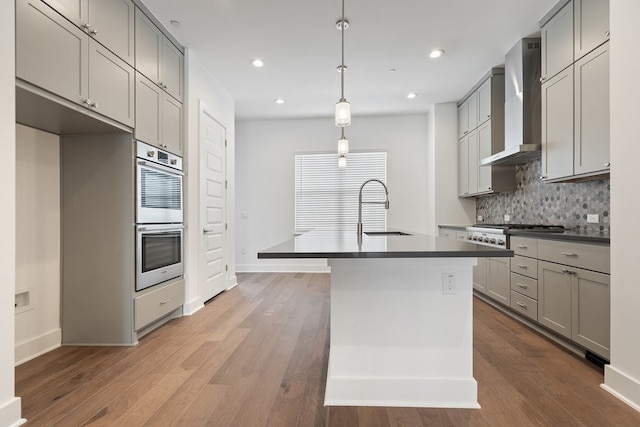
[475, 159, 610, 232]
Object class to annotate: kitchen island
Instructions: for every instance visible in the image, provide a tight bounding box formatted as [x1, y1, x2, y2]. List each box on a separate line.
[259, 230, 513, 408]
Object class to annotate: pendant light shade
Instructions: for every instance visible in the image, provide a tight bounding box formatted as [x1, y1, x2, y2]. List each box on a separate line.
[338, 155, 347, 168]
[338, 133, 349, 155]
[335, 100, 351, 127]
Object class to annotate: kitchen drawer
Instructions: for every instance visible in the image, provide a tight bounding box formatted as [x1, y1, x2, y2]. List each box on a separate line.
[511, 255, 538, 279]
[135, 279, 184, 330]
[511, 236, 538, 258]
[510, 291, 538, 321]
[510, 272, 538, 300]
[537, 239, 610, 273]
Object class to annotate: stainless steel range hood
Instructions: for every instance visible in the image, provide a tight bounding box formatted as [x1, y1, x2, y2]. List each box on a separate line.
[481, 38, 541, 166]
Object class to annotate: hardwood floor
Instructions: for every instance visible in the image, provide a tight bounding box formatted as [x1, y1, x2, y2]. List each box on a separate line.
[16, 273, 640, 426]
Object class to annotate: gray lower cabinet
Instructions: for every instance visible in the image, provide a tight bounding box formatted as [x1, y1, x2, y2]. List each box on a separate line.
[538, 259, 610, 358]
[487, 257, 510, 306]
[16, 0, 134, 127]
[135, 73, 183, 155]
[473, 257, 488, 295]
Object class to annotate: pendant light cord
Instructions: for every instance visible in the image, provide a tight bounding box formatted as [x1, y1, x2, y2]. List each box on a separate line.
[340, 0, 345, 101]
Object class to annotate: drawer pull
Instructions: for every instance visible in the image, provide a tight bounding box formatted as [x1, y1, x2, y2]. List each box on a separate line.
[160, 299, 170, 305]
[516, 244, 527, 249]
[516, 302, 527, 308]
[516, 283, 528, 289]
[516, 264, 528, 269]
[561, 252, 577, 257]
[562, 269, 576, 275]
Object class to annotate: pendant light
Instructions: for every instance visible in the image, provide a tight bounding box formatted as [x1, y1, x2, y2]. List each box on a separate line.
[335, 0, 350, 127]
[338, 128, 349, 156]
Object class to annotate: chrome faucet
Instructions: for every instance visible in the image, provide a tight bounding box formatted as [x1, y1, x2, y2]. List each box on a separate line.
[357, 179, 389, 236]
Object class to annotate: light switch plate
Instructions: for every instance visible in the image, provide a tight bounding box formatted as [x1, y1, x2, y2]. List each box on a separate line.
[587, 214, 599, 223]
[504, 214, 511, 222]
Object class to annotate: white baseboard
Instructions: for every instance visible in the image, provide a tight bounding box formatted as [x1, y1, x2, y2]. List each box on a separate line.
[0, 397, 25, 427]
[603, 365, 640, 412]
[15, 328, 61, 366]
[227, 275, 238, 290]
[182, 297, 204, 316]
[236, 264, 331, 273]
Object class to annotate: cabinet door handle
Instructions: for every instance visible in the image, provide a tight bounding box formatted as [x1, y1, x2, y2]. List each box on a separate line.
[82, 98, 92, 106]
[516, 244, 527, 249]
[561, 252, 577, 257]
[562, 268, 576, 275]
[516, 283, 528, 289]
[90, 101, 98, 109]
[604, 162, 610, 167]
[539, 175, 547, 180]
[540, 77, 545, 83]
[605, 30, 610, 37]
[516, 302, 527, 308]
[160, 299, 170, 305]
[516, 264, 528, 269]
[89, 29, 98, 36]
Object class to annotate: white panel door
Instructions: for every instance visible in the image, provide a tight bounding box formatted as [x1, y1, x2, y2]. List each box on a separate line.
[200, 107, 227, 302]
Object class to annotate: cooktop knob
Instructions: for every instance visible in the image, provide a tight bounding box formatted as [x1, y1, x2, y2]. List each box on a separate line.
[498, 240, 505, 245]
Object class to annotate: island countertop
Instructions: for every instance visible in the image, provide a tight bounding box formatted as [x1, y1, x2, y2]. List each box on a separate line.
[258, 229, 513, 259]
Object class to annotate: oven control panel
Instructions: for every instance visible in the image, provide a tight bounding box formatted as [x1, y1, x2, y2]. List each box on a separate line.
[136, 141, 183, 171]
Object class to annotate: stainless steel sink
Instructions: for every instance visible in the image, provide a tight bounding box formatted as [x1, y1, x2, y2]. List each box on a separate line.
[364, 231, 412, 236]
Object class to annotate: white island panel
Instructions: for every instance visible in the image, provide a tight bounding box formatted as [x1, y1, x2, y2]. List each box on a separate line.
[326, 257, 479, 408]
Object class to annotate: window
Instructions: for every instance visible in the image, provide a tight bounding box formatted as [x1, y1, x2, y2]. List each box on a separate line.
[295, 151, 387, 232]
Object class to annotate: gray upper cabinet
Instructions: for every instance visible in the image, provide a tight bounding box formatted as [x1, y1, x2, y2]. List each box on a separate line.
[17, 0, 89, 105]
[457, 92, 477, 139]
[574, 0, 610, 61]
[86, 0, 135, 66]
[41, 0, 88, 27]
[17, 0, 135, 127]
[458, 136, 470, 196]
[541, 0, 574, 82]
[574, 42, 609, 176]
[88, 40, 135, 127]
[477, 78, 493, 126]
[541, 66, 574, 181]
[136, 8, 184, 102]
[135, 72, 183, 155]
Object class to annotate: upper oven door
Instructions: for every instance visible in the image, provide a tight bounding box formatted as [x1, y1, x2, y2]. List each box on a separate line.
[136, 160, 183, 224]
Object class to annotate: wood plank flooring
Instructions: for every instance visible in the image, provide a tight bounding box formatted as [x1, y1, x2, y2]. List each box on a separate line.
[16, 272, 640, 426]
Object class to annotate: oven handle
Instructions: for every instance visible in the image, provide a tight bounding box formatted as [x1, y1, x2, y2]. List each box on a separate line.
[137, 160, 184, 176]
[137, 224, 185, 232]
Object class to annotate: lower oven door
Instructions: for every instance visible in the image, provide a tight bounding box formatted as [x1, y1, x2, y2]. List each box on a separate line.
[136, 224, 184, 291]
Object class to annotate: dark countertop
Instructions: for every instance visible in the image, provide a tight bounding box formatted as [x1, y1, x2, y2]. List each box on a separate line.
[509, 229, 610, 244]
[258, 229, 514, 259]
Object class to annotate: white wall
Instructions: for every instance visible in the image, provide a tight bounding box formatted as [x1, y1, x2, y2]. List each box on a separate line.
[235, 114, 430, 272]
[603, 0, 640, 411]
[15, 125, 61, 365]
[0, 0, 23, 425]
[426, 103, 476, 234]
[183, 49, 236, 314]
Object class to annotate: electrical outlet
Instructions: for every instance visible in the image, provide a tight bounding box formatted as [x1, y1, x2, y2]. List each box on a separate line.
[504, 214, 511, 222]
[442, 273, 456, 295]
[587, 214, 599, 223]
[477, 215, 483, 222]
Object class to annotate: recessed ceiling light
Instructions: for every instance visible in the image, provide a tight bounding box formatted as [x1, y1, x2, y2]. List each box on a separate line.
[251, 58, 265, 68]
[388, 68, 397, 73]
[429, 49, 445, 59]
[170, 20, 181, 28]
[274, 98, 285, 104]
[407, 93, 418, 99]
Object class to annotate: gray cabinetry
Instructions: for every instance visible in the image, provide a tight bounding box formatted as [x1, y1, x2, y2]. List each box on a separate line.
[574, 42, 610, 176]
[574, 0, 610, 60]
[541, 66, 574, 181]
[16, 0, 134, 127]
[88, 40, 134, 127]
[473, 257, 488, 295]
[572, 267, 610, 358]
[538, 260, 573, 338]
[487, 257, 510, 306]
[541, 0, 573, 81]
[540, 0, 610, 182]
[457, 69, 514, 198]
[135, 73, 183, 155]
[41, 0, 87, 27]
[17, 0, 89, 106]
[135, 8, 184, 102]
[85, 0, 135, 66]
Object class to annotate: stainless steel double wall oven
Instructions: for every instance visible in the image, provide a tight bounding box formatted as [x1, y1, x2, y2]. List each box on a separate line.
[135, 141, 184, 291]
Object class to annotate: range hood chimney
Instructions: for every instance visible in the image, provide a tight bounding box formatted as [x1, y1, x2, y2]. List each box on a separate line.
[481, 38, 541, 166]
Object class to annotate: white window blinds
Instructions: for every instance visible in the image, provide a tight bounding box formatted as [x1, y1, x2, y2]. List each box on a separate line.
[295, 151, 387, 232]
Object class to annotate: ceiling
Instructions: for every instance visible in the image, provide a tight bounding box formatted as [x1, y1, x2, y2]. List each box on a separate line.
[142, 0, 558, 121]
